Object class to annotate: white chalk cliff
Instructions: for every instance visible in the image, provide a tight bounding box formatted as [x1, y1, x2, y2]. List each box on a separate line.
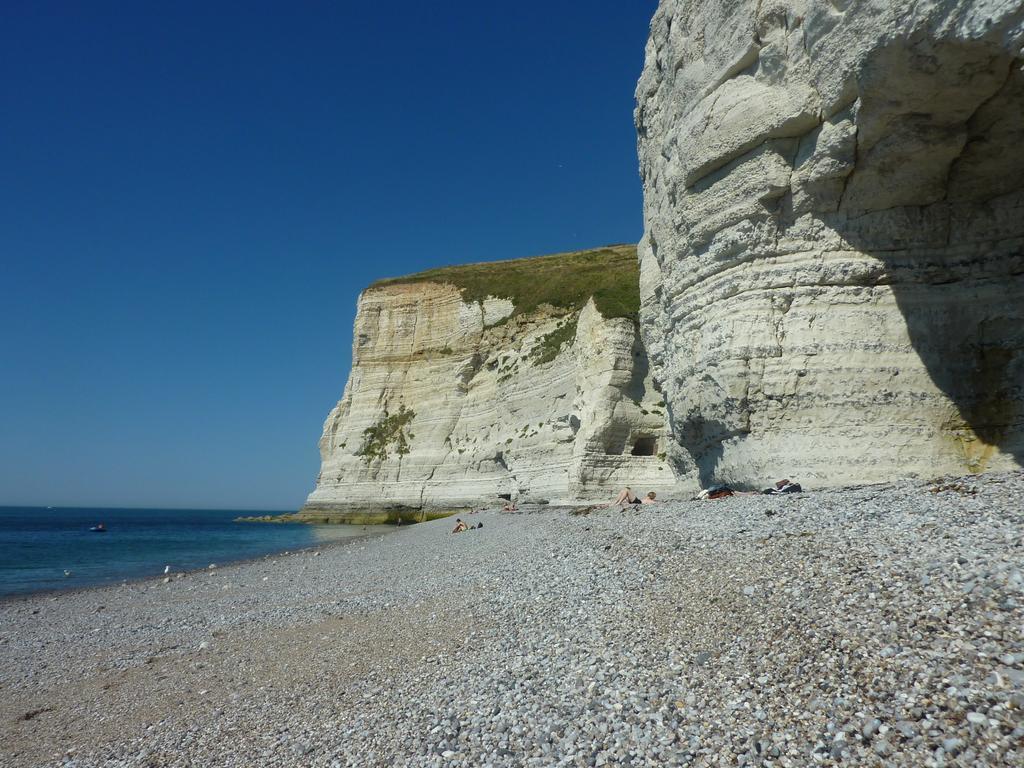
[305, 246, 675, 511]
[637, 0, 1024, 488]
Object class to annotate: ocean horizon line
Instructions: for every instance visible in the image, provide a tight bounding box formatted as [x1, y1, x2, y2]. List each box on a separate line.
[0, 503, 298, 514]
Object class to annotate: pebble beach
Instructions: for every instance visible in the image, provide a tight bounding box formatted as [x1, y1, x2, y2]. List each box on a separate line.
[2, 472, 1022, 767]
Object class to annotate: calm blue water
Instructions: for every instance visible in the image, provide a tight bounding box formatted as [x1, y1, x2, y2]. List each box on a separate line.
[0, 507, 389, 598]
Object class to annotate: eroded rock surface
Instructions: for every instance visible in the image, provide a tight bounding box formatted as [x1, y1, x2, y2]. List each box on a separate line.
[637, 0, 1024, 488]
[305, 246, 675, 511]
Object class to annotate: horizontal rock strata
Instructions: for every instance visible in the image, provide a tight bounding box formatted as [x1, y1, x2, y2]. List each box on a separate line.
[637, 0, 1024, 488]
[305, 246, 676, 511]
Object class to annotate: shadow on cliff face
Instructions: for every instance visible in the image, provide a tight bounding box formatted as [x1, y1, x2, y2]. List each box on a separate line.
[625, 322, 652, 405]
[819, 44, 1024, 469]
[881, 278, 1023, 470]
[678, 415, 730, 488]
[666, 41, 1024, 481]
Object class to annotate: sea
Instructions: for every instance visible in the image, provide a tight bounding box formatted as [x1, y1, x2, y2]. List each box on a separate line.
[0, 506, 392, 599]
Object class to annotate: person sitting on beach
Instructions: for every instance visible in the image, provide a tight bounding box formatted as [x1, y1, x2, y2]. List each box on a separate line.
[502, 501, 518, 512]
[451, 518, 469, 534]
[608, 487, 657, 507]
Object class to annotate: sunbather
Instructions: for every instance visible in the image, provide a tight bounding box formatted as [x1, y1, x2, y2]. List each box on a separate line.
[608, 487, 658, 507]
[762, 479, 802, 495]
[451, 518, 468, 533]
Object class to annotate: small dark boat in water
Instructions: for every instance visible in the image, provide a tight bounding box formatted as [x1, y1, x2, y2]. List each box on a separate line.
[89, 523, 107, 533]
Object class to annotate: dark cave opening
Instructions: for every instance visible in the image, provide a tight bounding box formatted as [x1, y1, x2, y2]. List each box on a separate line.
[631, 436, 657, 456]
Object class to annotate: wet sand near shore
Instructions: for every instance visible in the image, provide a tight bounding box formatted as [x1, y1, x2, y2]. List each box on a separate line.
[2, 473, 1022, 767]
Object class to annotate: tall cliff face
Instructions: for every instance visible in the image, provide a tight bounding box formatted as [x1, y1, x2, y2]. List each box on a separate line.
[637, 0, 1024, 487]
[305, 246, 675, 511]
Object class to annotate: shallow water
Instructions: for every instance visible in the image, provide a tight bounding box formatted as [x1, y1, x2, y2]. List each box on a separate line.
[0, 506, 393, 597]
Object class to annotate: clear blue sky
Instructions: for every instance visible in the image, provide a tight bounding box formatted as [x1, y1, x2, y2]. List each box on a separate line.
[1, 1, 658, 510]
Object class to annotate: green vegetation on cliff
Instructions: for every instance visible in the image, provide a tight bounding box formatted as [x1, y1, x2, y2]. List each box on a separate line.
[370, 244, 640, 321]
[529, 315, 580, 366]
[356, 406, 416, 464]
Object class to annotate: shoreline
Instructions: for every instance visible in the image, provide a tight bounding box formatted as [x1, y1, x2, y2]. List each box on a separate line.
[0, 524, 396, 607]
[237, 507, 464, 525]
[2, 471, 1022, 767]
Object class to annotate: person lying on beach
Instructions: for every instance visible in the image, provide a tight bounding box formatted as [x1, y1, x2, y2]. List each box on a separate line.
[695, 482, 786, 500]
[762, 479, 802, 495]
[451, 519, 468, 533]
[607, 488, 657, 507]
[502, 501, 518, 512]
[695, 485, 734, 500]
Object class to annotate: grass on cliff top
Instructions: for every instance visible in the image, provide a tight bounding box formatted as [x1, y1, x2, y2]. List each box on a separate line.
[370, 244, 640, 321]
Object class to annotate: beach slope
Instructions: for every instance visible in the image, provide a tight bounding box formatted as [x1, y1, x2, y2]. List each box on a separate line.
[2, 472, 1022, 766]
